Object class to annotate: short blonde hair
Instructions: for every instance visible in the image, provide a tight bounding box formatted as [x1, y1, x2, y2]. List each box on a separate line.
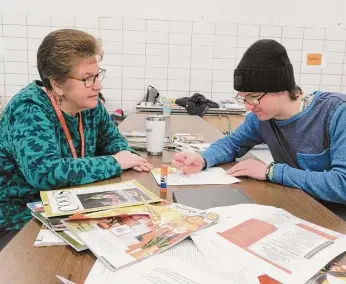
[37, 29, 103, 90]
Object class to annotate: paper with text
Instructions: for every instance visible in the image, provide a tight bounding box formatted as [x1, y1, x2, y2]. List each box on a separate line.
[193, 204, 346, 284]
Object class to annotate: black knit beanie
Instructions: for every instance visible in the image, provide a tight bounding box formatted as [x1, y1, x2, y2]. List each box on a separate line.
[234, 39, 296, 92]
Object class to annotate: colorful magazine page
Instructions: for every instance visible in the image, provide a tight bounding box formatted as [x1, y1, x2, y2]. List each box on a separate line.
[63, 203, 219, 271]
[307, 252, 346, 283]
[40, 179, 161, 217]
[47, 216, 68, 231]
[31, 212, 87, 252]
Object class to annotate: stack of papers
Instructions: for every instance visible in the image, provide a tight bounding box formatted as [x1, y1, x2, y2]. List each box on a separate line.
[29, 180, 161, 252]
[171, 133, 204, 144]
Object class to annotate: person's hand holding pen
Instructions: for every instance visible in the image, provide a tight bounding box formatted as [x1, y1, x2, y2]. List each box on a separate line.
[171, 152, 206, 174]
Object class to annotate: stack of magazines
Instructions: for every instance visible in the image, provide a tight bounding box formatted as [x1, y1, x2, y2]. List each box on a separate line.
[29, 179, 219, 271]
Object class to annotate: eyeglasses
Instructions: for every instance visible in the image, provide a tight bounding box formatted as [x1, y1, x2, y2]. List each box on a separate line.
[69, 68, 106, 88]
[234, 92, 267, 106]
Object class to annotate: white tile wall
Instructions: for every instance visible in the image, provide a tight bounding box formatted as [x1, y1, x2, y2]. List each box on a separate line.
[260, 26, 282, 38]
[238, 25, 260, 37]
[193, 22, 214, 34]
[147, 20, 169, 33]
[2, 13, 26, 25]
[1, 14, 346, 114]
[282, 27, 304, 39]
[170, 21, 193, 34]
[145, 67, 167, 79]
[99, 17, 122, 30]
[215, 23, 237, 35]
[102, 42, 122, 54]
[304, 28, 325, 40]
[190, 80, 212, 92]
[168, 68, 190, 80]
[51, 15, 75, 28]
[123, 19, 146, 31]
[102, 77, 122, 89]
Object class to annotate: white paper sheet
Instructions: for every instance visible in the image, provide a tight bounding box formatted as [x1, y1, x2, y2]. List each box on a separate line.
[56, 275, 76, 284]
[34, 226, 67, 247]
[151, 167, 240, 186]
[85, 240, 258, 284]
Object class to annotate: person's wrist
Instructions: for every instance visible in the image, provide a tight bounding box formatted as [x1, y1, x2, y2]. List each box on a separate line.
[265, 162, 276, 181]
[202, 157, 207, 170]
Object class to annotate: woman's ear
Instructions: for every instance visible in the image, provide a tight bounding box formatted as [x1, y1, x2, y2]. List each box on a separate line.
[50, 79, 64, 96]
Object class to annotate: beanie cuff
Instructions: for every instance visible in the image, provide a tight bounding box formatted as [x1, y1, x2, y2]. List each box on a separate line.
[234, 63, 296, 93]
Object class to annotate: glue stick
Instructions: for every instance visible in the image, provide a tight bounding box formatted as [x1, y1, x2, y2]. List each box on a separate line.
[160, 165, 168, 199]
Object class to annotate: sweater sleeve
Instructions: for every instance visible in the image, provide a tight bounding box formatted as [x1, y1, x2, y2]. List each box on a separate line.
[95, 103, 134, 155]
[202, 113, 265, 167]
[271, 103, 346, 203]
[9, 100, 123, 190]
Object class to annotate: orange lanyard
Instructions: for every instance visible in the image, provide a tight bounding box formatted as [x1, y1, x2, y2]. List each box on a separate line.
[46, 92, 85, 159]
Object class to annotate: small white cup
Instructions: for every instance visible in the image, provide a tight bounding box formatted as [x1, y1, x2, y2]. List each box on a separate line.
[146, 115, 166, 155]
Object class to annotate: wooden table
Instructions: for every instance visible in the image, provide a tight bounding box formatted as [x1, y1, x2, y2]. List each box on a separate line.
[0, 114, 346, 284]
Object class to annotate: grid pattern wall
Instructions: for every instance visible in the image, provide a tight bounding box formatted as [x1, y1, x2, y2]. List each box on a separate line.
[0, 13, 346, 113]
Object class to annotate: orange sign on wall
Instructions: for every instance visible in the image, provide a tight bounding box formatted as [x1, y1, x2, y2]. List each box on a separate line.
[307, 53, 323, 66]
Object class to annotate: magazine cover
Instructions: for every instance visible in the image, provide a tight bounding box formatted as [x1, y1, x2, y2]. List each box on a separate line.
[63, 202, 219, 271]
[41, 180, 161, 217]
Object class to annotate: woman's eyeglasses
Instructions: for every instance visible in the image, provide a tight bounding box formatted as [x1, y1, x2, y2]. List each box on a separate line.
[69, 68, 106, 88]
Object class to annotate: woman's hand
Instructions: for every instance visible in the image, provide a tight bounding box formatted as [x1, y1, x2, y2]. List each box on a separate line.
[113, 151, 153, 172]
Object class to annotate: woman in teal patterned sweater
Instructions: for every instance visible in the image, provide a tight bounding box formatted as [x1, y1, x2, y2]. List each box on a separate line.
[0, 29, 152, 249]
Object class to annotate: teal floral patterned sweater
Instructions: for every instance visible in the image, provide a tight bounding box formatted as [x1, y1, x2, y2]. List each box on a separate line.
[0, 81, 133, 230]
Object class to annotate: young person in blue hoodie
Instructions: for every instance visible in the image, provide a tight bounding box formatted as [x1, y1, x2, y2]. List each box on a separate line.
[172, 39, 346, 212]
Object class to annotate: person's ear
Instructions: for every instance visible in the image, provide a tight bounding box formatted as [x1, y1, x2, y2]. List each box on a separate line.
[50, 79, 64, 96]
